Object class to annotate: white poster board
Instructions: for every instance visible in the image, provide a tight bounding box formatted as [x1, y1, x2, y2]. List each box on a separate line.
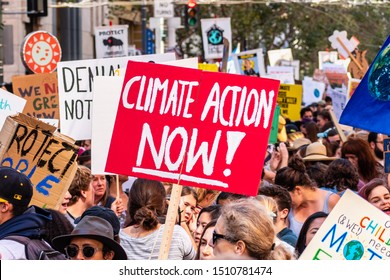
[57, 53, 176, 140]
[0, 88, 26, 131]
[232, 48, 266, 77]
[95, 25, 129, 59]
[267, 48, 293, 66]
[300, 189, 390, 260]
[302, 77, 326, 106]
[201, 18, 232, 60]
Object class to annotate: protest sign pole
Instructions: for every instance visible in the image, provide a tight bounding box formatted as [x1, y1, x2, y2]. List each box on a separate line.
[158, 183, 183, 260]
[116, 175, 120, 200]
[329, 108, 347, 143]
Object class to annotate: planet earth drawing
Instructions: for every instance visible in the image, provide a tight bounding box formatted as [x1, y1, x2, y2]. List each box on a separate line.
[343, 240, 364, 260]
[368, 43, 390, 101]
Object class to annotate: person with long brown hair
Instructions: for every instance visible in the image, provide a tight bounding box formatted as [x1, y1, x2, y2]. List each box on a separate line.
[274, 155, 340, 237]
[341, 137, 388, 188]
[119, 179, 196, 260]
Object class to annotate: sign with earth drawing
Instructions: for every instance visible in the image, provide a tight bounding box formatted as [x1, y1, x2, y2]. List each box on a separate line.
[201, 18, 232, 60]
[300, 189, 390, 260]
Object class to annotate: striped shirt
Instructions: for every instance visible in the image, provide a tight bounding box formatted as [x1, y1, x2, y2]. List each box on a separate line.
[119, 224, 196, 260]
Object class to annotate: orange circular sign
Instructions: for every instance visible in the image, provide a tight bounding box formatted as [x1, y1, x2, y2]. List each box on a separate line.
[21, 31, 62, 74]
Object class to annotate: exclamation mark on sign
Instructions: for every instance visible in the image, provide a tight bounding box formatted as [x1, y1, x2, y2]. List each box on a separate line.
[224, 131, 246, 177]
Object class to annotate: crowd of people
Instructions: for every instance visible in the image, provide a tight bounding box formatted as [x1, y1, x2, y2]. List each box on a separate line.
[0, 100, 389, 260]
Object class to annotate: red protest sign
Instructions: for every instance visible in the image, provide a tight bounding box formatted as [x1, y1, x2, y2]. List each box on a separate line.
[106, 61, 279, 196]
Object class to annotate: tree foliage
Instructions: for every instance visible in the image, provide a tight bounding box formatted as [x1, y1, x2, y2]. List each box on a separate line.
[175, 3, 390, 77]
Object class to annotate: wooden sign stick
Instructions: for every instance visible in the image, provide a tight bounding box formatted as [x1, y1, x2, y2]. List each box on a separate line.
[116, 175, 120, 200]
[329, 109, 347, 143]
[336, 37, 363, 71]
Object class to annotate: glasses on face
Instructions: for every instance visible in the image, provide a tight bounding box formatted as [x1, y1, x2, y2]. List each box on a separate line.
[212, 230, 236, 245]
[65, 244, 103, 259]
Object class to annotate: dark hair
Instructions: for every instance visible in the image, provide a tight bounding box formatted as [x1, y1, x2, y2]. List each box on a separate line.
[216, 192, 247, 204]
[275, 155, 315, 191]
[300, 107, 313, 119]
[295, 211, 328, 257]
[128, 179, 166, 230]
[367, 132, 378, 144]
[358, 178, 389, 201]
[303, 121, 319, 143]
[198, 205, 221, 222]
[43, 209, 74, 247]
[341, 137, 381, 183]
[195, 219, 218, 260]
[258, 184, 292, 213]
[323, 158, 359, 192]
[306, 162, 328, 188]
[181, 186, 199, 203]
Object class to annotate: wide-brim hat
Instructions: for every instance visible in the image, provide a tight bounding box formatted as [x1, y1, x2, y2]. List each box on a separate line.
[52, 216, 127, 260]
[288, 136, 311, 151]
[302, 141, 337, 161]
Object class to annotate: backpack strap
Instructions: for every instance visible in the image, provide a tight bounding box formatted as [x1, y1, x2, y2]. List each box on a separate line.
[3, 235, 35, 259]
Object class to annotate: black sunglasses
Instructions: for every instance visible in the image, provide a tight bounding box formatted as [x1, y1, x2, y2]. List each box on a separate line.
[65, 244, 102, 259]
[212, 230, 236, 245]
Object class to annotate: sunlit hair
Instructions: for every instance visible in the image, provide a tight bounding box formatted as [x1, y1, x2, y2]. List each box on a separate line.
[192, 187, 221, 207]
[68, 164, 92, 206]
[255, 195, 277, 224]
[127, 179, 166, 230]
[258, 184, 292, 213]
[274, 155, 315, 191]
[220, 198, 294, 260]
[341, 137, 380, 183]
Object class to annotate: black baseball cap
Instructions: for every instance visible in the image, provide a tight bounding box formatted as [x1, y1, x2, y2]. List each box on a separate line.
[0, 166, 33, 206]
[74, 206, 120, 236]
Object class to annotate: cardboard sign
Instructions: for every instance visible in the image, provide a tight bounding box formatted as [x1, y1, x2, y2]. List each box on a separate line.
[318, 51, 339, 70]
[12, 72, 59, 120]
[105, 61, 279, 196]
[57, 53, 176, 140]
[0, 88, 26, 131]
[300, 190, 390, 260]
[277, 84, 303, 121]
[95, 25, 129, 59]
[232, 48, 266, 77]
[201, 18, 232, 60]
[0, 113, 78, 209]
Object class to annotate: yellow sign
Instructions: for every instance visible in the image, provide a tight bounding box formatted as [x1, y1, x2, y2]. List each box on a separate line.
[277, 84, 302, 121]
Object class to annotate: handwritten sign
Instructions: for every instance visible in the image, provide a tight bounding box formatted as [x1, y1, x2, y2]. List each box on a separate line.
[105, 61, 279, 196]
[277, 84, 302, 121]
[0, 88, 26, 131]
[57, 53, 176, 140]
[0, 113, 78, 209]
[12, 72, 59, 120]
[300, 189, 390, 260]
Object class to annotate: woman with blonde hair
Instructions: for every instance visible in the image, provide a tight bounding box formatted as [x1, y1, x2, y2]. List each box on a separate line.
[209, 198, 295, 260]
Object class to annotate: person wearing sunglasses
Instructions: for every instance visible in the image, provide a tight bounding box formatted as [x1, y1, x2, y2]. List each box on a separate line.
[208, 198, 295, 260]
[52, 216, 127, 260]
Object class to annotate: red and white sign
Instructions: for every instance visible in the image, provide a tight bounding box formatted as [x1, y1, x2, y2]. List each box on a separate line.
[106, 61, 279, 196]
[21, 31, 62, 74]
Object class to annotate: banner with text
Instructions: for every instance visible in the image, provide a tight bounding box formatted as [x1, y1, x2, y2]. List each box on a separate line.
[0, 113, 78, 209]
[300, 189, 390, 260]
[106, 61, 279, 195]
[57, 53, 176, 140]
[12, 72, 59, 120]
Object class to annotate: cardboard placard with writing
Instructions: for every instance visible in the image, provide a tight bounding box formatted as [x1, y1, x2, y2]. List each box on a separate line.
[300, 189, 390, 260]
[277, 84, 303, 121]
[0, 113, 78, 209]
[105, 61, 279, 196]
[12, 72, 59, 120]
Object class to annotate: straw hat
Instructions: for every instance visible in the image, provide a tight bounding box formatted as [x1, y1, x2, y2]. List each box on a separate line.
[288, 137, 311, 151]
[302, 142, 337, 161]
